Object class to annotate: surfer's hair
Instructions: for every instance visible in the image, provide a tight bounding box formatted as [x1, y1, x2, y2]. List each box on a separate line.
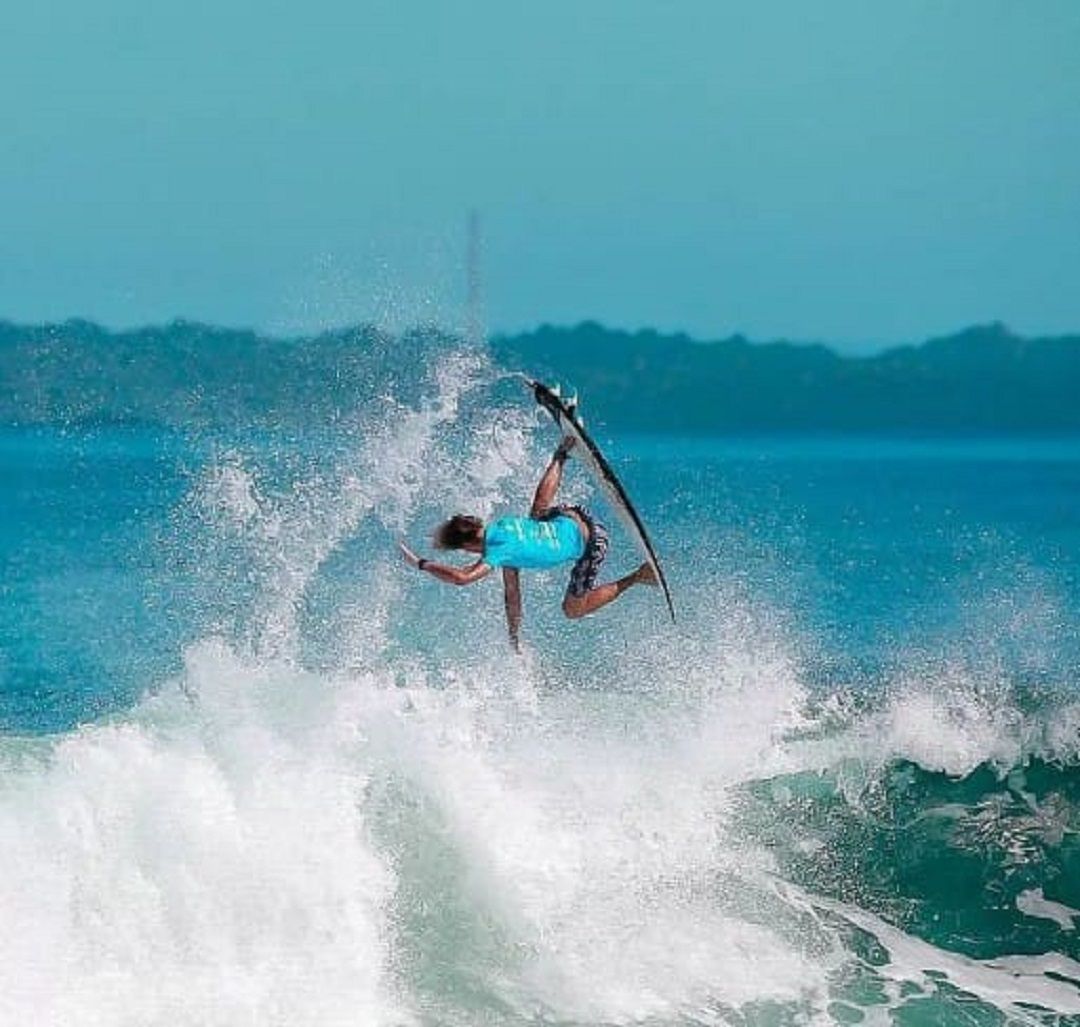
[433, 514, 484, 550]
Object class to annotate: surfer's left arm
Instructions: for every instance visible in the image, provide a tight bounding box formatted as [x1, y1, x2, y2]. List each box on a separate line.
[399, 541, 492, 586]
[529, 436, 576, 517]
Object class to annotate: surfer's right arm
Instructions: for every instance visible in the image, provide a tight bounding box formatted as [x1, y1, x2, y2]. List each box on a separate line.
[421, 559, 492, 586]
[399, 541, 492, 586]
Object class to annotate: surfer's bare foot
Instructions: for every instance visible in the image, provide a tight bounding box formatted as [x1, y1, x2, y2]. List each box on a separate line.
[633, 562, 659, 587]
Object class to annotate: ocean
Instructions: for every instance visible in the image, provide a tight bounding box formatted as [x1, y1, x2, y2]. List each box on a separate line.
[2, 337, 1080, 1025]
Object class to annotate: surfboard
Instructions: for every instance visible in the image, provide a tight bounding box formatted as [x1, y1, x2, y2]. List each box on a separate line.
[526, 378, 676, 622]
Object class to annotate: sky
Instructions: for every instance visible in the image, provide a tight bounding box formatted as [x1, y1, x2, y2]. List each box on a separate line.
[2, 0, 1078, 349]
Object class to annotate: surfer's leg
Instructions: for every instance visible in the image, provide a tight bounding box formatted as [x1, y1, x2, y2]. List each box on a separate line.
[529, 437, 575, 517]
[562, 564, 655, 618]
[561, 514, 649, 619]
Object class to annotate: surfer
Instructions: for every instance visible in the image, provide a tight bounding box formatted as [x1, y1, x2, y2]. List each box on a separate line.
[399, 438, 657, 651]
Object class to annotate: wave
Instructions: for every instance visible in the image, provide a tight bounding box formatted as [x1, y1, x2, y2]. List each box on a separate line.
[4, 639, 1080, 1024]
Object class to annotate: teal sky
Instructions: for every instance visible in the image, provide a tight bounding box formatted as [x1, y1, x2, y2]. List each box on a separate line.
[3, 0, 1078, 348]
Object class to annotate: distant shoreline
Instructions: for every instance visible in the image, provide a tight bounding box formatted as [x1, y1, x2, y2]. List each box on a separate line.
[3, 317, 1079, 434]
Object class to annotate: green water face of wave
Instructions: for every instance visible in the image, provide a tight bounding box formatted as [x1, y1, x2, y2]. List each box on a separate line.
[712, 757, 1080, 1026]
[736, 759, 1080, 963]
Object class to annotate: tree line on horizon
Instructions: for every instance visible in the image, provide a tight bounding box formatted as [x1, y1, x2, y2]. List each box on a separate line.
[493, 320, 1080, 433]
[1, 317, 1079, 433]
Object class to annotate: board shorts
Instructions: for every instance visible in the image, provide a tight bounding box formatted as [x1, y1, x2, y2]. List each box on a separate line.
[544, 504, 609, 597]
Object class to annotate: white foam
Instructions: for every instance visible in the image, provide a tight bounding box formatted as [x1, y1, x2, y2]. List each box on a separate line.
[350, 615, 842, 1024]
[1017, 888, 1080, 932]
[783, 884, 1080, 1020]
[879, 680, 1023, 777]
[777, 663, 1080, 793]
[0, 644, 406, 1027]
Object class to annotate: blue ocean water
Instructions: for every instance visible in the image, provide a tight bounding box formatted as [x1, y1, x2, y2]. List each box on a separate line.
[2, 340, 1080, 1025]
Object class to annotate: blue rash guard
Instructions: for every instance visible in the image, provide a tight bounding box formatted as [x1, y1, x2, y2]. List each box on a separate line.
[483, 515, 585, 570]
